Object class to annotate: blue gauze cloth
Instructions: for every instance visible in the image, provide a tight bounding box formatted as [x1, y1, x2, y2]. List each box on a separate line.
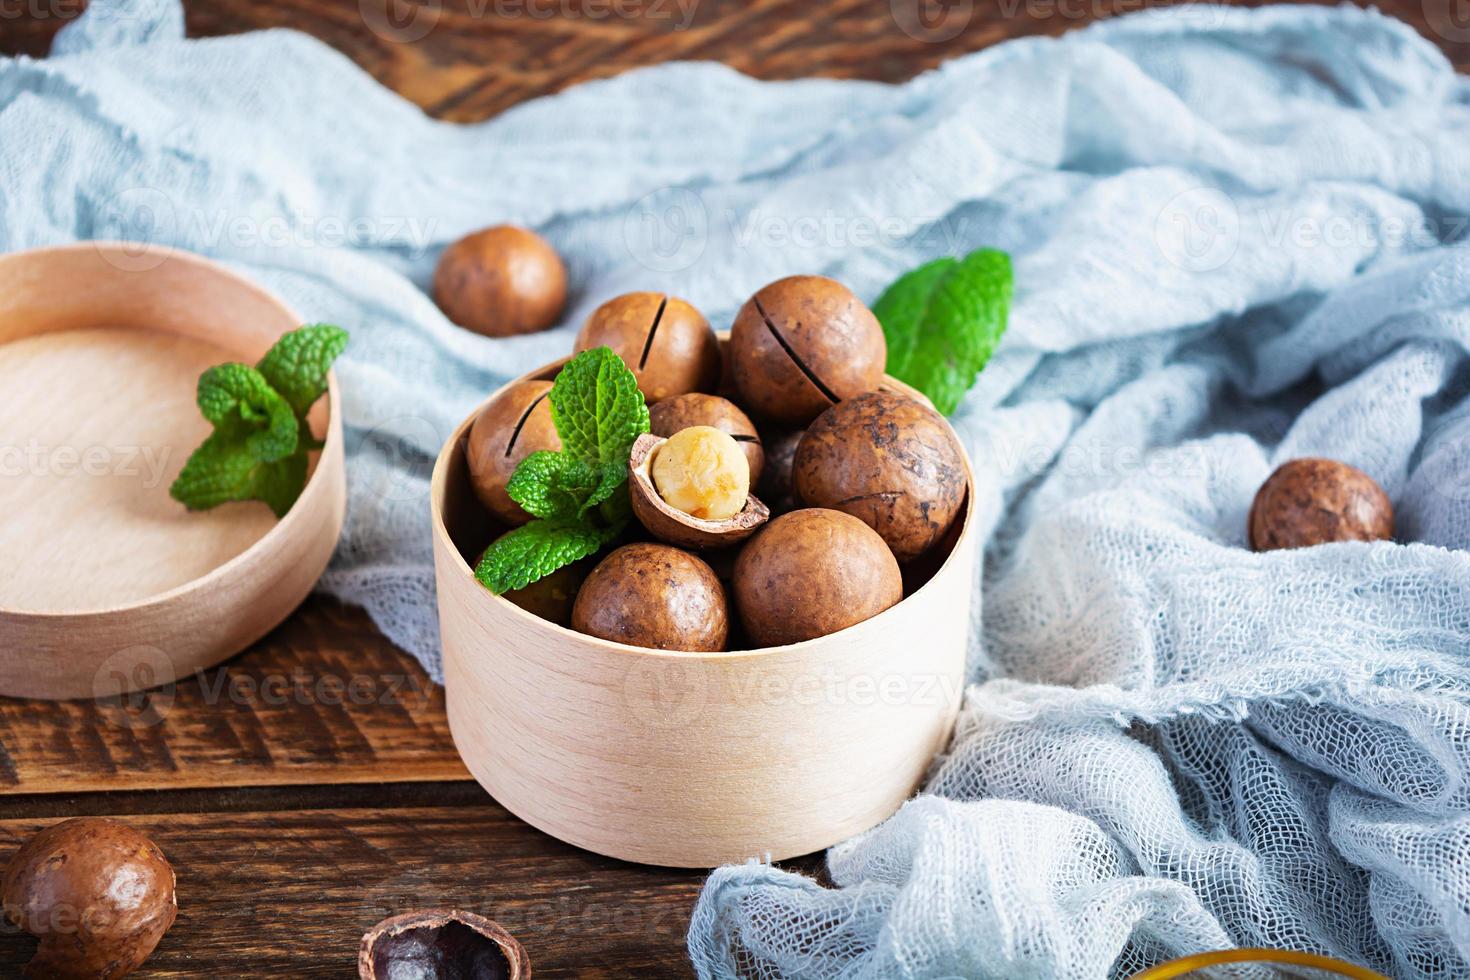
[4, 3, 1470, 976]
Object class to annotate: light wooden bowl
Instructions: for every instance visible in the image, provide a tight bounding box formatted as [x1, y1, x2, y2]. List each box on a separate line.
[0, 243, 346, 700]
[431, 347, 975, 868]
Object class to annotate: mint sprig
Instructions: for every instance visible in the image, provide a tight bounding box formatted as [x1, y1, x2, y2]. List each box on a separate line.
[873, 248, 1013, 415]
[476, 347, 649, 594]
[170, 324, 348, 518]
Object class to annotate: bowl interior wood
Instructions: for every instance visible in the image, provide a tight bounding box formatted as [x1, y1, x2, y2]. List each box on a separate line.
[0, 243, 332, 615]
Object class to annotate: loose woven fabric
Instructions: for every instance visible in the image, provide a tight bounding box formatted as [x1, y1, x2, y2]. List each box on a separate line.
[5, 3, 1470, 977]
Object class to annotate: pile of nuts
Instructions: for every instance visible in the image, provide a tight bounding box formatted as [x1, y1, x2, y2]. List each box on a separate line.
[466, 274, 970, 651]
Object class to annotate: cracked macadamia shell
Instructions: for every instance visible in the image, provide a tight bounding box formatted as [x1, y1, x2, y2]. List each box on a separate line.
[571, 543, 729, 651]
[1249, 458, 1394, 551]
[729, 275, 886, 424]
[433, 225, 567, 337]
[793, 391, 967, 563]
[573, 292, 720, 403]
[358, 909, 529, 980]
[734, 508, 902, 646]
[649, 393, 764, 486]
[466, 380, 560, 527]
[1, 816, 177, 980]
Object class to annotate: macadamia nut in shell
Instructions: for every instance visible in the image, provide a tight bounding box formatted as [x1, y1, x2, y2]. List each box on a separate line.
[1249, 458, 1393, 551]
[734, 508, 902, 646]
[571, 543, 729, 651]
[649, 393, 764, 485]
[794, 391, 968, 562]
[466, 380, 561, 526]
[574, 292, 719, 403]
[729, 276, 886, 424]
[434, 225, 567, 337]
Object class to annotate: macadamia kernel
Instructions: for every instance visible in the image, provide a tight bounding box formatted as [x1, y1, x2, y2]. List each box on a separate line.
[652, 426, 750, 521]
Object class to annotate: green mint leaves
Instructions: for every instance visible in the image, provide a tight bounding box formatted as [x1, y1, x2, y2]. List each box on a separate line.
[873, 248, 1013, 415]
[476, 347, 649, 595]
[170, 324, 348, 519]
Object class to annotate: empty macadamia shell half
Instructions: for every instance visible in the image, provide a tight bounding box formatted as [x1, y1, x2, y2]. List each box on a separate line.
[734, 508, 902, 646]
[629, 433, 770, 550]
[573, 291, 720, 403]
[794, 390, 968, 563]
[729, 275, 886, 425]
[466, 380, 561, 527]
[359, 909, 530, 980]
[1, 816, 177, 980]
[649, 393, 765, 486]
[1249, 457, 1394, 551]
[571, 542, 730, 651]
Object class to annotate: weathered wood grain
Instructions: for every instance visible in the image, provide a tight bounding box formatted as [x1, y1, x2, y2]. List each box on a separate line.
[0, 598, 469, 793]
[0, 792, 793, 978]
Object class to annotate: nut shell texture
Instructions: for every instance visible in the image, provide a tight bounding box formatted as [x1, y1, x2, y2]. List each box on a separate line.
[734, 508, 902, 646]
[1249, 458, 1394, 551]
[730, 276, 886, 424]
[433, 226, 566, 337]
[794, 391, 967, 562]
[574, 292, 719, 403]
[649, 393, 764, 485]
[466, 380, 560, 526]
[571, 543, 729, 651]
[1, 816, 177, 980]
[359, 909, 529, 980]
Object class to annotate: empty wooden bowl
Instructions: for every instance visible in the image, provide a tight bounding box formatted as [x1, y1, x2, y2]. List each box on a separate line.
[431, 341, 975, 868]
[0, 243, 346, 700]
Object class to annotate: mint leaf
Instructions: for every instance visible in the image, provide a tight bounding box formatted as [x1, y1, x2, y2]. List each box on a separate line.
[548, 347, 650, 466]
[170, 431, 308, 518]
[507, 451, 600, 521]
[475, 519, 620, 594]
[257, 324, 349, 417]
[874, 248, 1012, 415]
[197, 363, 298, 462]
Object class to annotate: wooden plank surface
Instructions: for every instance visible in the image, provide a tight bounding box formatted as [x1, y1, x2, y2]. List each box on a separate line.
[0, 1, 1465, 977]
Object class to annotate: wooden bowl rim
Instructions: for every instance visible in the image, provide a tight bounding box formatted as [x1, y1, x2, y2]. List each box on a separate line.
[430, 340, 977, 661]
[0, 241, 345, 618]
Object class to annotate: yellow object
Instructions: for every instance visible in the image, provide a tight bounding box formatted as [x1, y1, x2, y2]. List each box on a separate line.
[651, 425, 750, 520]
[1131, 948, 1391, 980]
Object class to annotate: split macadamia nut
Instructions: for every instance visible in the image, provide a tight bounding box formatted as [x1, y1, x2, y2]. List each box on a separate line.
[466, 380, 560, 526]
[649, 393, 764, 485]
[571, 543, 729, 650]
[359, 909, 529, 980]
[794, 391, 967, 562]
[652, 426, 750, 521]
[574, 292, 720, 403]
[1249, 458, 1394, 551]
[434, 225, 567, 337]
[2, 816, 177, 980]
[730, 275, 886, 424]
[734, 508, 902, 646]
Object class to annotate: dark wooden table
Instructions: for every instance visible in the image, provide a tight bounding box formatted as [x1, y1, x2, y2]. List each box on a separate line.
[0, 1, 1459, 976]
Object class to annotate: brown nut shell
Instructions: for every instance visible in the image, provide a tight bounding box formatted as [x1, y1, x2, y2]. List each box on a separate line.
[756, 427, 805, 516]
[628, 433, 769, 550]
[466, 380, 560, 526]
[1, 816, 177, 980]
[571, 543, 729, 651]
[649, 393, 765, 486]
[434, 225, 567, 337]
[793, 391, 968, 562]
[359, 909, 530, 980]
[1249, 458, 1394, 551]
[574, 292, 719, 403]
[729, 275, 886, 424]
[734, 508, 902, 646]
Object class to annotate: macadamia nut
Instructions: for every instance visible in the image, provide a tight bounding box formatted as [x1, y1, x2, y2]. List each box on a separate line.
[434, 225, 566, 337]
[571, 543, 729, 651]
[1249, 458, 1393, 551]
[652, 426, 750, 521]
[466, 380, 561, 526]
